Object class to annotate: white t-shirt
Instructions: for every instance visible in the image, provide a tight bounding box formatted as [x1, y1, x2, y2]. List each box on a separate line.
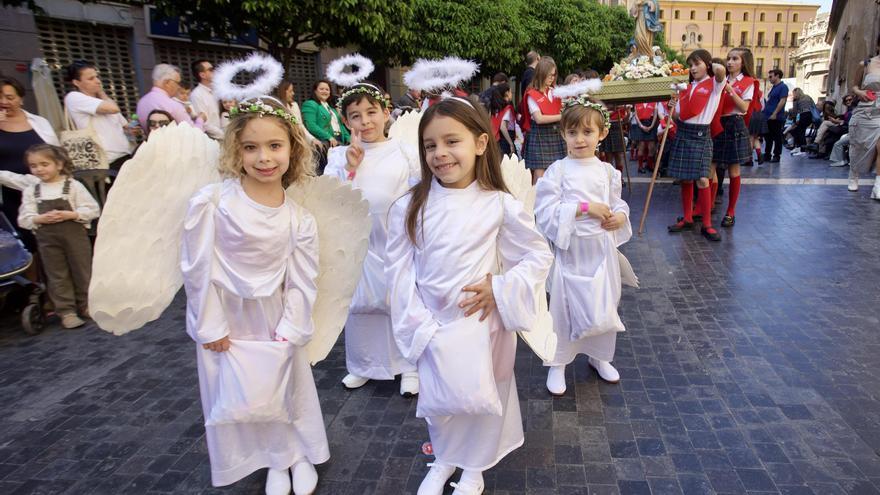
[64, 91, 130, 160]
[500, 107, 513, 126]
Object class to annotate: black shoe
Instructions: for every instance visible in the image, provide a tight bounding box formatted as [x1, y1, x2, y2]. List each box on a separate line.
[770, 157, 781, 163]
[668, 217, 694, 232]
[757, 155, 765, 164]
[701, 227, 722, 241]
[721, 215, 735, 227]
[784, 144, 795, 150]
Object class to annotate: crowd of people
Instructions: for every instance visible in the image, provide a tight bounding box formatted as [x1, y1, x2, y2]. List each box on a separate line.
[0, 40, 879, 495]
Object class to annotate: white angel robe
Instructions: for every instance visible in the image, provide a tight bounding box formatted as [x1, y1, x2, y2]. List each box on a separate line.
[385, 179, 553, 470]
[181, 179, 330, 486]
[324, 138, 420, 379]
[534, 157, 632, 365]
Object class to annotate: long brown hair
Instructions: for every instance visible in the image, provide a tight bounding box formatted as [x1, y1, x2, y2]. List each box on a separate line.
[404, 97, 508, 245]
[729, 47, 755, 79]
[529, 56, 558, 93]
[686, 49, 713, 82]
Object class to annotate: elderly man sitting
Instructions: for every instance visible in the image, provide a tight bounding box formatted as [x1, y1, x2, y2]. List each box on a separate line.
[136, 64, 204, 131]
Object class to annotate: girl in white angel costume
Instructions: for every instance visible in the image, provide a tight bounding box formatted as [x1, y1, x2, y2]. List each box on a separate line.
[385, 98, 553, 495]
[87, 54, 372, 495]
[322, 55, 422, 395]
[534, 88, 636, 396]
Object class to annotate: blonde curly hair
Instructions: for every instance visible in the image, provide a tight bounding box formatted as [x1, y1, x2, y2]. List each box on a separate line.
[219, 97, 315, 187]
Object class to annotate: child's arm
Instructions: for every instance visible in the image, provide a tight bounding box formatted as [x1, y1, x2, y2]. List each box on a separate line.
[535, 163, 577, 249]
[180, 186, 230, 347]
[494, 195, 554, 333]
[0, 170, 40, 191]
[384, 198, 440, 363]
[600, 166, 633, 244]
[17, 186, 40, 230]
[69, 181, 101, 223]
[273, 210, 319, 345]
[322, 145, 350, 181]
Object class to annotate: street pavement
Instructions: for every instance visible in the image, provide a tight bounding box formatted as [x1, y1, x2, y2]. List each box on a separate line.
[1, 150, 879, 495]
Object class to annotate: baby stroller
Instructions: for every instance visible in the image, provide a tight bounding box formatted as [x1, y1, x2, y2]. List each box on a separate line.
[0, 212, 46, 334]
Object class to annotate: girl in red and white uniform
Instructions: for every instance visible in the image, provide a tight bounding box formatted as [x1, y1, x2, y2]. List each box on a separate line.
[631, 102, 658, 173]
[710, 47, 759, 228]
[665, 49, 727, 241]
[523, 56, 566, 183]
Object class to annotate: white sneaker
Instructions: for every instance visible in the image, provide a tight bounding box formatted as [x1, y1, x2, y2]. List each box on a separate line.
[451, 470, 485, 494]
[417, 463, 455, 495]
[342, 373, 369, 389]
[546, 365, 567, 396]
[871, 177, 880, 200]
[829, 160, 847, 167]
[848, 178, 859, 192]
[588, 357, 621, 384]
[265, 467, 291, 495]
[291, 462, 318, 495]
[400, 371, 419, 396]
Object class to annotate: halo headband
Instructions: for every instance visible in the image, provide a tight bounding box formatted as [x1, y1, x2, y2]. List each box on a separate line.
[403, 57, 479, 93]
[214, 53, 284, 102]
[325, 53, 375, 88]
[335, 83, 390, 115]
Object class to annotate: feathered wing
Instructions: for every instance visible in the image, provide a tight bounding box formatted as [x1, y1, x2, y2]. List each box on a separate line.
[499, 155, 557, 363]
[286, 176, 371, 365]
[387, 110, 422, 150]
[89, 123, 222, 334]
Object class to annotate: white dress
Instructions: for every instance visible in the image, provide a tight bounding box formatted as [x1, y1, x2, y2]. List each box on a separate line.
[324, 139, 420, 379]
[534, 157, 632, 364]
[181, 179, 330, 486]
[385, 179, 553, 470]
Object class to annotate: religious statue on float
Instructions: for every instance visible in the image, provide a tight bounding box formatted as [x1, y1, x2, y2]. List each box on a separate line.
[629, 0, 662, 60]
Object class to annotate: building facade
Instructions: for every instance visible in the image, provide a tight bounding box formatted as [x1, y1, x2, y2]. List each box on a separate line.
[790, 12, 831, 101]
[658, 0, 820, 80]
[0, 1, 402, 119]
[825, 0, 880, 107]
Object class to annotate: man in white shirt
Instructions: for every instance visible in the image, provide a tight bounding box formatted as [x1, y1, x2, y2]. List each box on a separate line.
[63, 60, 132, 168]
[189, 59, 223, 139]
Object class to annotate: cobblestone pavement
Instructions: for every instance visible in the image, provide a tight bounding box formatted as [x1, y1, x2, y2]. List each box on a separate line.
[1, 153, 879, 494]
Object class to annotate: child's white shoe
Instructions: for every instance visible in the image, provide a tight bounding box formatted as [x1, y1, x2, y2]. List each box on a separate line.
[417, 462, 455, 495]
[589, 357, 620, 384]
[451, 470, 485, 494]
[400, 371, 419, 397]
[265, 467, 291, 495]
[546, 365, 567, 396]
[342, 373, 369, 389]
[871, 176, 880, 200]
[291, 462, 318, 495]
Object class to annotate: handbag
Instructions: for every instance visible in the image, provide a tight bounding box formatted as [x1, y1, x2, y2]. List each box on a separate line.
[416, 315, 502, 418]
[204, 339, 296, 426]
[60, 107, 109, 171]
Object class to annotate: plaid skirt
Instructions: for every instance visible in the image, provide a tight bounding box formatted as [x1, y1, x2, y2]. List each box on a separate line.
[712, 115, 751, 165]
[524, 123, 566, 170]
[748, 110, 768, 135]
[667, 121, 712, 180]
[600, 121, 625, 153]
[629, 119, 657, 142]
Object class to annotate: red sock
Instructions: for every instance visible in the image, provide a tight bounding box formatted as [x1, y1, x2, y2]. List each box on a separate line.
[727, 176, 741, 217]
[648, 156, 656, 172]
[681, 181, 694, 222]
[639, 156, 645, 170]
[698, 187, 713, 228]
[710, 180, 718, 207]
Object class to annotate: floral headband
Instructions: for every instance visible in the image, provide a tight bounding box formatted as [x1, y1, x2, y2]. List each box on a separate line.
[229, 98, 298, 125]
[335, 84, 390, 114]
[562, 96, 612, 130]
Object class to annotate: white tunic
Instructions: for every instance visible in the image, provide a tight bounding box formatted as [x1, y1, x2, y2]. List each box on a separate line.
[181, 179, 330, 486]
[534, 157, 632, 364]
[385, 179, 553, 470]
[325, 138, 420, 379]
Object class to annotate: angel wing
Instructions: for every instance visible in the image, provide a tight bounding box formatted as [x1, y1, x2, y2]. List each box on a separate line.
[387, 109, 422, 150]
[89, 123, 221, 334]
[285, 175, 371, 365]
[499, 155, 558, 362]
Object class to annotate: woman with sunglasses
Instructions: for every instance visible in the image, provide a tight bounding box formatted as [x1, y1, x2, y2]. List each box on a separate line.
[145, 110, 173, 139]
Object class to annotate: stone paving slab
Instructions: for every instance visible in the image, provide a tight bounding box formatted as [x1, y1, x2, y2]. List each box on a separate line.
[0, 182, 878, 495]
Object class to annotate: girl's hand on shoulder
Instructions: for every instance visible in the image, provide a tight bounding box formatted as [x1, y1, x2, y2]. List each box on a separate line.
[460, 273, 497, 322]
[586, 202, 612, 220]
[329, 137, 339, 147]
[203, 335, 231, 352]
[601, 212, 627, 231]
[345, 129, 365, 172]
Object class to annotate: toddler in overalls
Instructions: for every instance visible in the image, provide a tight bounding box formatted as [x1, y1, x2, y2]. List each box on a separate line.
[0, 144, 100, 328]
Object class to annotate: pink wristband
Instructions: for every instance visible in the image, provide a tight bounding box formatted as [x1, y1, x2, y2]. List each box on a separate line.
[347, 170, 356, 180]
[579, 201, 590, 214]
